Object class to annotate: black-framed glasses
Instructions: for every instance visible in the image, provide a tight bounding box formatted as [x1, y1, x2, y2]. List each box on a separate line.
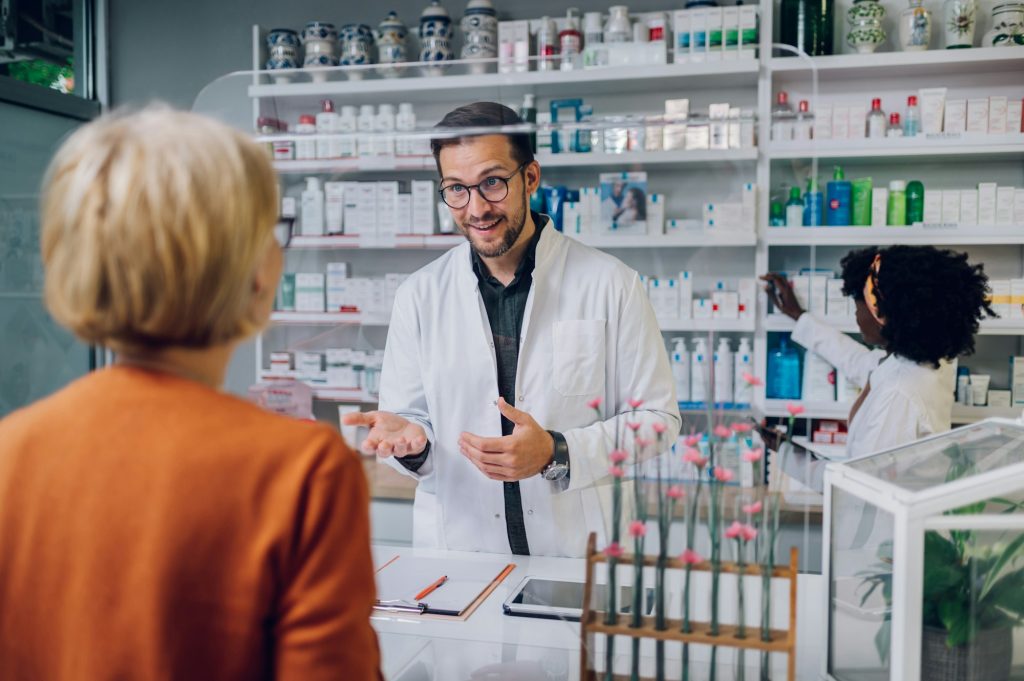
[274, 217, 294, 249]
[438, 162, 528, 209]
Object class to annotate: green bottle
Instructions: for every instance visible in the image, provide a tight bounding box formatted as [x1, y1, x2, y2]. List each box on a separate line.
[887, 180, 907, 226]
[906, 180, 925, 225]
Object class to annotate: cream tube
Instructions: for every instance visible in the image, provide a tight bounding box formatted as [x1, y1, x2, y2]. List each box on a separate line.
[918, 88, 947, 135]
[970, 374, 991, 407]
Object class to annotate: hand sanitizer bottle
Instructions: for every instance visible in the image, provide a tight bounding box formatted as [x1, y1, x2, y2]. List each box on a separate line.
[300, 176, 325, 236]
[691, 338, 709, 404]
[714, 337, 734, 405]
[733, 337, 753, 405]
[671, 338, 691, 402]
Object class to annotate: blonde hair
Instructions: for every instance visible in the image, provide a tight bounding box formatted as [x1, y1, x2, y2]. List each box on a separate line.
[41, 105, 279, 351]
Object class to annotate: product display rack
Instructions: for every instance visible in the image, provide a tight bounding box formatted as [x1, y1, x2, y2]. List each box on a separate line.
[188, 7, 1024, 444]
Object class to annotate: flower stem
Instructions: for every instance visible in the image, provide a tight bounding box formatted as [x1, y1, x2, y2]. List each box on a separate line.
[736, 538, 747, 639]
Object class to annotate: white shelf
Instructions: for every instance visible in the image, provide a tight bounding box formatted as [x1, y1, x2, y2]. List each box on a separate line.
[765, 225, 1024, 246]
[258, 372, 378, 403]
[572, 231, 757, 248]
[951, 405, 1024, 424]
[289, 234, 464, 250]
[767, 134, 1024, 162]
[763, 401, 1024, 423]
[538, 148, 758, 168]
[270, 311, 390, 326]
[658, 317, 756, 333]
[769, 47, 1024, 81]
[273, 156, 434, 174]
[248, 60, 761, 103]
[766, 314, 1024, 336]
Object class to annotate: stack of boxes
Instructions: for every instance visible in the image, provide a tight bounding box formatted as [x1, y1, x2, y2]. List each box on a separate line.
[672, 5, 759, 62]
[920, 183, 1024, 227]
[277, 266, 408, 316]
[646, 274, 756, 322]
[299, 179, 442, 238]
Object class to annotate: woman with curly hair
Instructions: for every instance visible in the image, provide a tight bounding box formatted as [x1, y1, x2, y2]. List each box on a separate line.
[762, 245, 994, 460]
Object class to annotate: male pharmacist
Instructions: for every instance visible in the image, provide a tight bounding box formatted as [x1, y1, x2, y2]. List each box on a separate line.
[344, 102, 679, 558]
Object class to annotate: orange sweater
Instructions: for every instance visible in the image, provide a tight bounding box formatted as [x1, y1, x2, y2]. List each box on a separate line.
[0, 366, 381, 681]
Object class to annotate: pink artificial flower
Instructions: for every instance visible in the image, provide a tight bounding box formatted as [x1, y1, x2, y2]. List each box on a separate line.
[628, 398, 644, 409]
[587, 397, 602, 410]
[741, 447, 764, 463]
[609, 449, 629, 464]
[680, 549, 703, 565]
[713, 467, 735, 483]
[626, 421, 641, 432]
[682, 448, 707, 469]
[731, 422, 754, 434]
[636, 437, 653, 449]
[740, 524, 758, 542]
[629, 520, 647, 538]
[604, 542, 624, 559]
[684, 433, 702, 447]
[666, 485, 685, 500]
[786, 403, 805, 416]
[742, 501, 763, 515]
[609, 465, 625, 478]
[713, 424, 732, 439]
[652, 422, 668, 435]
[742, 372, 764, 387]
[725, 520, 745, 539]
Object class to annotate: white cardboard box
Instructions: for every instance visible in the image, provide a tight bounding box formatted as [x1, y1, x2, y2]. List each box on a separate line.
[923, 189, 943, 224]
[942, 189, 961, 224]
[826, 279, 846, 318]
[996, 186, 1015, 225]
[324, 182, 346, 234]
[944, 99, 967, 134]
[978, 182, 998, 224]
[959, 189, 978, 226]
[966, 98, 989, 134]
[989, 96, 1008, 135]
[295, 273, 326, 313]
[871, 187, 889, 227]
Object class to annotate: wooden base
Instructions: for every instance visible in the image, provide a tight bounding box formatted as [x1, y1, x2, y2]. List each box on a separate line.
[584, 613, 791, 653]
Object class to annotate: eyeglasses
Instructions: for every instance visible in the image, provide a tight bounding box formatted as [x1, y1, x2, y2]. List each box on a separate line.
[273, 218, 294, 249]
[438, 162, 528, 209]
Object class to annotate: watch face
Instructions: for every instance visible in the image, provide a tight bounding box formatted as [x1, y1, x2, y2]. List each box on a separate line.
[543, 463, 569, 481]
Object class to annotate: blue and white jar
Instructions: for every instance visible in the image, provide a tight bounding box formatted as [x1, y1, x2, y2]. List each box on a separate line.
[419, 0, 454, 64]
[460, 0, 498, 63]
[376, 11, 410, 64]
[266, 28, 300, 70]
[301, 21, 338, 43]
[339, 24, 376, 66]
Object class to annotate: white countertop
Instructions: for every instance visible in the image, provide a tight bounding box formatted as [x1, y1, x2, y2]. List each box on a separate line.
[372, 545, 827, 681]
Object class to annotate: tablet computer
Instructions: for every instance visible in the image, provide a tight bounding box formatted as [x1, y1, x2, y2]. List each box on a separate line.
[501, 576, 655, 621]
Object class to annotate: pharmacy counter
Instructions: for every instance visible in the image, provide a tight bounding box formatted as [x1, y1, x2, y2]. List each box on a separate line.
[371, 545, 827, 681]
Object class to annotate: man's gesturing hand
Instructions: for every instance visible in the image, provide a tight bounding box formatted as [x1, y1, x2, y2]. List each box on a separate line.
[458, 398, 555, 482]
[342, 410, 428, 458]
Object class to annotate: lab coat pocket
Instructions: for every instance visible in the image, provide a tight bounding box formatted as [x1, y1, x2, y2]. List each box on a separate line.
[552, 319, 606, 397]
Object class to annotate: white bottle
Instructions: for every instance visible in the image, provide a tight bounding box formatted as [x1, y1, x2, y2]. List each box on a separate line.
[315, 99, 339, 160]
[866, 98, 887, 139]
[295, 114, 317, 161]
[733, 337, 753, 406]
[671, 338, 691, 403]
[338, 106, 357, 158]
[691, 338, 709, 404]
[375, 103, 396, 157]
[714, 337, 734, 405]
[357, 104, 375, 157]
[300, 176, 325, 236]
[396, 102, 416, 157]
[793, 100, 814, 141]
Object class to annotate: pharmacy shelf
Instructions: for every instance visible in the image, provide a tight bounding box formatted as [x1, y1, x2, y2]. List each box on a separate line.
[270, 311, 390, 326]
[769, 47, 1024, 82]
[273, 156, 434, 174]
[951, 405, 1023, 424]
[258, 372, 378, 403]
[764, 225, 1024, 246]
[766, 314, 1024, 336]
[659, 317, 756, 333]
[288, 234, 464, 250]
[573, 231, 757, 248]
[767, 134, 1024, 163]
[679, 401, 753, 414]
[763, 400, 1023, 423]
[538, 148, 758, 169]
[248, 60, 761, 103]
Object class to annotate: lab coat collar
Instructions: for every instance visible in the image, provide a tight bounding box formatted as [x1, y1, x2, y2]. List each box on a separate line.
[454, 213, 558, 287]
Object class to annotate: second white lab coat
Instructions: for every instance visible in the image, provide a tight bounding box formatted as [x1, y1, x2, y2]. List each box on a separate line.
[792, 313, 955, 458]
[378, 221, 680, 558]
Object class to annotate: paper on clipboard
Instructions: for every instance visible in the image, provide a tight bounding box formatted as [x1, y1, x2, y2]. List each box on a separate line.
[373, 554, 515, 618]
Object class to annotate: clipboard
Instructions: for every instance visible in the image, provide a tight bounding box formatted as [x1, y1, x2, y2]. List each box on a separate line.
[373, 554, 516, 620]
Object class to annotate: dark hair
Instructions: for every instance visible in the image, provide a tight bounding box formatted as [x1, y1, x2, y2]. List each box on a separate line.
[627, 187, 647, 220]
[840, 245, 996, 367]
[430, 101, 534, 176]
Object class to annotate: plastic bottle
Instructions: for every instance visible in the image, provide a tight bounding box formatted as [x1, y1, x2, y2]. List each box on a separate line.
[559, 9, 583, 71]
[537, 16, 558, 71]
[691, 338, 709, 404]
[519, 93, 538, 153]
[671, 338, 691, 402]
[803, 177, 824, 226]
[769, 201, 786, 227]
[316, 99, 339, 160]
[906, 180, 925, 225]
[576, 104, 593, 153]
[956, 366, 971, 405]
[887, 180, 907, 226]
[766, 337, 802, 400]
[904, 95, 921, 137]
[785, 186, 804, 227]
[375, 103, 396, 156]
[356, 104, 375, 157]
[793, 100, 814, 141]
[338, 105, 357, 158]
[887, 112, 904, 137]
[714, 338, 734, 405]
[295, 114, 317, 161]
[826, 166, 852, 226]
[395, 103, 416, 157]
[734, 338, 754, 405]
[866, 98, 887, 138]
[770, 91, 795, 142]
[300, 176, 325, 236]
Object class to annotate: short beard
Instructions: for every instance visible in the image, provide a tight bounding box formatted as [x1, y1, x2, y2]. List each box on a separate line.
[462, 191, 528, 259]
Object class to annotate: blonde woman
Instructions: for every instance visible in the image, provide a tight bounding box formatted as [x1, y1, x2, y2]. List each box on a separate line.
[0, 108, 381, 681]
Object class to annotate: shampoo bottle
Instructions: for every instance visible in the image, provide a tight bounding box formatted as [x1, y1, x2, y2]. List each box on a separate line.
[300, 176, 325, 236]
[767, 336, 801, 400]
[785, 186, 804, 227]
[906, 180, 924, 225]
[671, 338, 691, 402]
[826, 166, 852, 226]
[714, 337, 734, 405]
[803, 177, 824, 226]
[734, 337, 753, 405]
[691, 338, 709, 404]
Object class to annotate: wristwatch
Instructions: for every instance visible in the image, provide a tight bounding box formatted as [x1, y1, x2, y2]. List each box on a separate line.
[541, 431, 570, 481]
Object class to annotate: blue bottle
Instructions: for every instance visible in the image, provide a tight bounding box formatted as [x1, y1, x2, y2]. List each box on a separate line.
[803, 178, 823, 226]
[767, 337, 802, 400]
[826, 165, 852, 226]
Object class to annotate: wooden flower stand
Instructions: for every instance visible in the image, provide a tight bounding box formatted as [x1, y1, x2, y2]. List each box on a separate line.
[579, 533, 799, 681]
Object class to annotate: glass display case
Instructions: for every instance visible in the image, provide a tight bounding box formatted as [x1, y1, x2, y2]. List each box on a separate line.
[824, 418, 1024, 681]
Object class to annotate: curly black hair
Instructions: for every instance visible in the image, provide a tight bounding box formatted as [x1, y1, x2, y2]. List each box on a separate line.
[839, 246, 996, 367]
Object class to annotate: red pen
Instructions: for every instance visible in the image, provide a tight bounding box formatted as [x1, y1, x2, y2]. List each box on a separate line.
[414, 575, 448, 601]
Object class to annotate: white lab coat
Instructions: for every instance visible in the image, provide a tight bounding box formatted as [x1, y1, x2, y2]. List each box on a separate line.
[792, 312, 955, 459]
[378, 220, 681, 558]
